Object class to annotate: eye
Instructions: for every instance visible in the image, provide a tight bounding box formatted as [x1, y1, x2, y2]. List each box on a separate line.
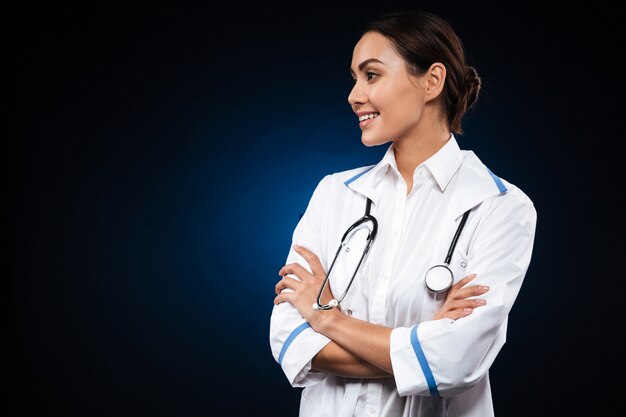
[350, 72, 378, 83]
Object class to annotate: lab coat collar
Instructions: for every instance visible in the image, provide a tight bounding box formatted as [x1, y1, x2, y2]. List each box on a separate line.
[449, 150, 508, 219]
[371, 134, 464, 192]
[344, 136, 508, 218]
[342, 145, 391, 207]
[422, 134, 464, 193]
[344, 134, 464, 206]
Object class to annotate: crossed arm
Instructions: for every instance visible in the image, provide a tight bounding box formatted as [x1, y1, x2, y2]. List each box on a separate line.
[274, 245, 488, 379]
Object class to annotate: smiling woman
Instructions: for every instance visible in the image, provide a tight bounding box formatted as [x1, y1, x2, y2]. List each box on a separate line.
[270, 10, 536, 417]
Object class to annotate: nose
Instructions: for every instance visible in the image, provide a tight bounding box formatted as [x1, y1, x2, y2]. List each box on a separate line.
[348, 81, 367, 108]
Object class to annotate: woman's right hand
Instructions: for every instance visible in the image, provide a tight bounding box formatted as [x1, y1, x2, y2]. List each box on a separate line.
[433, 274, 489, 320]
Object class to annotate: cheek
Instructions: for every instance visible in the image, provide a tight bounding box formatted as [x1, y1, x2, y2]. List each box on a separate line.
[378, 99, 423, 136]
[395, 87, 424, 119]
[372, 82, 424, 124]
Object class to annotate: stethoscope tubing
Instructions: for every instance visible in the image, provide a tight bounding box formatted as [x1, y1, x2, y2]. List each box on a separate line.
[444, 210, 470, 266]
[314, 197, 470, 309]
[315, 199, 377, 310]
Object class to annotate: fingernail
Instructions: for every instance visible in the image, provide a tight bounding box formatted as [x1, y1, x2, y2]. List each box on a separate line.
[480, 286, 489, 291]
[293, 245, 300, 250]
[475, 299, 486, 305]
[463, 308, 472, 312]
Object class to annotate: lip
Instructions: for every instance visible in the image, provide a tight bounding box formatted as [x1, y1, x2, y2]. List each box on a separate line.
[359, 114, 379, 129]
[355, 110, 379, 117]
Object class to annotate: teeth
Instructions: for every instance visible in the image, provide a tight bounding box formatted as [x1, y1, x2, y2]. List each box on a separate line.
[359, 113, 379, 122]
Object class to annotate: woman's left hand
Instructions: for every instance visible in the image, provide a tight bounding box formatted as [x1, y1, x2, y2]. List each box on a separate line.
[274, 245, 338, 329]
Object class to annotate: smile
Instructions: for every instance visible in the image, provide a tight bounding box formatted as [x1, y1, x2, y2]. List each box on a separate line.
[359, 113, 379, 129]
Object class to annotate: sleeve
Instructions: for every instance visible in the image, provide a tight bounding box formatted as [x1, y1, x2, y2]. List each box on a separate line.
[389, 187, 537, 397]
[269, 174, 334, 387]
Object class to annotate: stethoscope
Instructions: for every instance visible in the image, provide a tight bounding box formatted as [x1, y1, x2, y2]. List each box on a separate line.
[313, 197, 471, 310]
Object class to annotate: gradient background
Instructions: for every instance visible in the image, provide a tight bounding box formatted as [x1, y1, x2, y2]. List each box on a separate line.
[7, 1, 623, 416]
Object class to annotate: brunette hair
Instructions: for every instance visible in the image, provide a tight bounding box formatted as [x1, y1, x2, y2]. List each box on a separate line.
[362, 10, 481, 135]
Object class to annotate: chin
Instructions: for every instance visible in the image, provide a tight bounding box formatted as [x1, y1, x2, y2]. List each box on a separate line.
[361, 133, 389, 148]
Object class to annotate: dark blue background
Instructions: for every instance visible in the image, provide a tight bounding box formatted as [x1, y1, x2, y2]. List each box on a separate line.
[7, 1, 622, 416]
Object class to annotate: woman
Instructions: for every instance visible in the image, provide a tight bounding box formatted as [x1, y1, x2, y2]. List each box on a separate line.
[270, 10, 536, 417]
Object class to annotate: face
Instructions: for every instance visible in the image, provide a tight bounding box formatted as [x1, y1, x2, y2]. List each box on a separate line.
[348, 31, 429, 147]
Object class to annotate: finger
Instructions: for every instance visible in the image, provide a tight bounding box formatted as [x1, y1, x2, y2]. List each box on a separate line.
[442, 307, 473, 320]
[274, 292, 294, 305]
[451, 284, 489, 300]
[274, 276, 302, 294]
[293, 245, 326, 277]
[274, 276, 303, 294]
[451, 273, 477, 291]
[445, 299, 487, 311]
[278, 262, 313, 281]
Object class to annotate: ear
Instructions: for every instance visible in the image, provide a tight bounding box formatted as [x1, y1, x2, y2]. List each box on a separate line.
[423, 62, 446, 102]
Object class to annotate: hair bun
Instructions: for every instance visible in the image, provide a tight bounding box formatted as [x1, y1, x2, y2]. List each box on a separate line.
[465, 66, 482, 108]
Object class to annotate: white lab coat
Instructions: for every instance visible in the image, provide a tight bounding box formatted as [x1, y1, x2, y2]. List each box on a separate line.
[270, 135, 537, 417]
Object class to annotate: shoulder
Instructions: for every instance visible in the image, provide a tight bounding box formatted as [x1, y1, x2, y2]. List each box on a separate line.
[312, 164, 376, 194]
[461, 149, 536, 224]
[300, 165, 373, 221]
[494, 182, 536, 230]
[482, 170, 537, 228]
[499, 178, 534, 209]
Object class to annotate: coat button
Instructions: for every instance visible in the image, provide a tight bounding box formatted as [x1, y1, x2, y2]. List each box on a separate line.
[346, 309, 353, 316]
[461, 261, 467, 268]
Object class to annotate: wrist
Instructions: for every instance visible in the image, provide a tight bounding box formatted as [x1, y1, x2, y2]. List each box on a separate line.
[313, 307, 344, 335]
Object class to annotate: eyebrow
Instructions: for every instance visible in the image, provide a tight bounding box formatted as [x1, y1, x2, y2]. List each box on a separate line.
[350, 58, 386, 75]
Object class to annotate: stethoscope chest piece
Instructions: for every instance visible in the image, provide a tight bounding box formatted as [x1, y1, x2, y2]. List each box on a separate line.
[424, 208, 471, 294]
[425, 264, 454, 293]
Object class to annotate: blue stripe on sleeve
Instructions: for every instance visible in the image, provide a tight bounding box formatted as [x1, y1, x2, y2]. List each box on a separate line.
[487, 167, 507, 193]
[278, 322, 311, 365]
[344, 166, 375, 186]
[410, 324, 440, 397]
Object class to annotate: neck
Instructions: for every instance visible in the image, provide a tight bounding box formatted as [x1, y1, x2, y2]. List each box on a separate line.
[393, 123, 450, 187]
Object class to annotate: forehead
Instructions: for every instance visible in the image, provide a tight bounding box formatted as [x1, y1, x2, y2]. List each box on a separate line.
[350, 31, 402, 70]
